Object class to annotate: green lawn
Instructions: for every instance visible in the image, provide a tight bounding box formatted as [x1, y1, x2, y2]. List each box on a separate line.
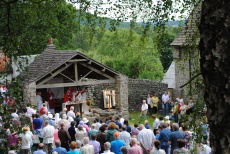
[129, 112, 162, 128]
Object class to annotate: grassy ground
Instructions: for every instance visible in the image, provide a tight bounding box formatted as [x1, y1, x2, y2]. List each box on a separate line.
[129, 112, 162, 128]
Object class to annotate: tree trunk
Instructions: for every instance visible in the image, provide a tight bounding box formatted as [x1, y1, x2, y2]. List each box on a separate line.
[199, 0, 230, 153]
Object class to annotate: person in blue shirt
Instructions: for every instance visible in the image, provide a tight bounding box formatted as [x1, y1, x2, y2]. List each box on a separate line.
[145, 120, 150, 129]
[124, 120, 131, 133]
[33, 143, 46, 154]
[168, 123, 185, 154]
[111, 132, 125, 154]
[48, 113, 56, 126]
[51, 140, 67, 154]
[115, 117, 122, 129]
[33, 114, 42, 132]
[159, 122, 171, 154]
[67, 141, 80, 154]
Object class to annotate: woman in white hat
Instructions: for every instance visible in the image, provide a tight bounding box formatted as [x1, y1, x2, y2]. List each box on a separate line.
[82, 118, 89, 134]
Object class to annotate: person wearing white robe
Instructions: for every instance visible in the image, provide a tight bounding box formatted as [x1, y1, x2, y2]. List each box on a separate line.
[36, 92, 43, 111]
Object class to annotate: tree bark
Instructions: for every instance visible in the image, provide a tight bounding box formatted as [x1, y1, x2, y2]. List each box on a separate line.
[199, 0, 230, 153]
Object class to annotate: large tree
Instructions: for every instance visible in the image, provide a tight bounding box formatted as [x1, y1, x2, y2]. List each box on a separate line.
[199, 0, 230, 152]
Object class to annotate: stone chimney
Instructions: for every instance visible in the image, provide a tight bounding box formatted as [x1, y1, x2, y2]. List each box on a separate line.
[47, 37, 56, 49]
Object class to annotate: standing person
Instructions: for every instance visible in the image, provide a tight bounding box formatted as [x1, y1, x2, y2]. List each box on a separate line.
[47, 88, 55, 113]
[159, 123, 171, 154]
[110, 132, 126, 154]
[39, 103, 48, 116]
[120, 125, 131, 146]
[97, 126, 107, 153]
[137, 124, 155, 154]
[131, 123, 140, 136]
[162, 92, 169, 115]
[19, 108, 32, 128]
[115, 117, 122, 129]
[168, 123, 185, 154]
[150, 140, 166, 154]
[11, 109, 19, 125]
[89, 134, 101, 154]
[64, 89, 73, 103]
[80, 137, 94, 154]
[182, 124, 191, 150]
[48, 113, 56, 126]
[172, 102, 179, 123]
[127, 138, 143, 154]
[36, 92, 43, 111]
[68, 121, 76, 142]
[20, 126, 32, 154]
[186, 99, 194, 115]
[41, 110, 48, 125]
[33, 143, 46, 154]
[43, 120, 55, 154]
[51, 140, 67, 154]
[60, 108, 67, 120]
[151, 115, 160, 135]
[172, 139, 189, 154]
[67, 106, 76, 119]
[124, 120, 132, 133]
[106, 122, 118, 142]
[151, 93, 159, 114]
[74, 112, 81, 127]
[139, 100, 148, 122]
[94, 118, 101, 131]
[75, 125, 86, 143]
[144, 120, 150, 129]
[88, 124, 98, 140]
[68, 141, 80, 154]
[179, 102, 186, 120]
[147, 94, 152, 116]
[58, 122, 71, 151]
[101, 142, 114, 154]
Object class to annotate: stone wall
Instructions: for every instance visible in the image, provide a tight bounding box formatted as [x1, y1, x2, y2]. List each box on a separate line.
[128, 79, 168, 111]
[23, 81, 36, 105]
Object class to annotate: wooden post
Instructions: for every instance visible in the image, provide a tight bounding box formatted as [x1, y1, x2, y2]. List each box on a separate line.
[74, 62, 78, 82]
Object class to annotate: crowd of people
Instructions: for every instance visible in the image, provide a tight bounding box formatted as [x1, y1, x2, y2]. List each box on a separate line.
[3, 90, 211, 154]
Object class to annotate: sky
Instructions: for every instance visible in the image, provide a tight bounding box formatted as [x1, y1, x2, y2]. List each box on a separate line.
[71, 0, 190, 22]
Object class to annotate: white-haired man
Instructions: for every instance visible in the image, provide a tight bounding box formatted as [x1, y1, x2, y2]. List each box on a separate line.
[80, 137, 94, 154]
[43, 120, 55, 154]
[139, 100, 148, 122]
[138, 124, 155, 154]
[88, 124, 98, 140]
[101, 142, 114, 154]
[67, 106, 76, 119]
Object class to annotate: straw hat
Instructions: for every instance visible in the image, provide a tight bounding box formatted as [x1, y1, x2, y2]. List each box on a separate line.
[82, 118, 89, 123]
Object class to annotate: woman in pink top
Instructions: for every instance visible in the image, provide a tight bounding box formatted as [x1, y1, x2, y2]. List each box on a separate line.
[53, 124, 59, 143]
[8, 131, 19, 148]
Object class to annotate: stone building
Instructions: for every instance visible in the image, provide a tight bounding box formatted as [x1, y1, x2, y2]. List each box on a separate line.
[168, 7, 201, 101]
[22, 40, 167, 121]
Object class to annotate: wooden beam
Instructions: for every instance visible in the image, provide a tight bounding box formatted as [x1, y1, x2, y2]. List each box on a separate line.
[79, 70, 93, 82]
[68, 59, 88, 62]
[78, 62, 115, 80]
[37, 63, 73, 86]
[60, 72, 75, 82]
[74, 62, 78, 82]
[36, 80, 115, 89]
[87, 61, 92, 64]
[102, 68, 105, 72]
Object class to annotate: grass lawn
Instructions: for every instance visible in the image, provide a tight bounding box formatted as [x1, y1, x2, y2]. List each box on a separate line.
[129, 112, 163, 128]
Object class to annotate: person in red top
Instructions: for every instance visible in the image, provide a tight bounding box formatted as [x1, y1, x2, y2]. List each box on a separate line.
[64, 89, 72, 103]
[47, 89, 55, 111]
[39, 103, 48, 116]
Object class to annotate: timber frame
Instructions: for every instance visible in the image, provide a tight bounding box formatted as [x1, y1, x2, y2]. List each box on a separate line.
[24, 45, 120, 89]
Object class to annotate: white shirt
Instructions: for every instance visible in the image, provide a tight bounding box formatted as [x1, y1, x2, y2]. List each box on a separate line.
[120, 131, 131, 145]
[147, 97, 151, 105]
[162, 94, 169, 103]
[11, 113, 19, 121]
[138, 128, 155, 150]
[141, 104, 148, 111]
[27, 107, 36, 117]
[150, 147, 166, 154]
[197, 144, 212, 154]
[120, 118, 124, 125]
[95, 122, 102, 131]
[180, 105, 186, 115]
[21, 133, 31, 149]
[43, 125, 55, 144]
[101, 150, 115, 154]
[80, 144, 94, 154]
[36, 95, 43, 110]
[153, 118, 160, 129]
[67, 110, 76, 119]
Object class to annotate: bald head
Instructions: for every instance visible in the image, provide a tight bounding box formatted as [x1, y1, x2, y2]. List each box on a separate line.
[139, 124, 144, 130]
[130, 138, 137, 145]
[83, 137, 89, 145]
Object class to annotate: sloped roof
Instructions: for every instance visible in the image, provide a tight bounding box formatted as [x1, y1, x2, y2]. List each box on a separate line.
[23, 46, 121, 83]
[171, 6, 201, 46]
[162, 61, 175, 89]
